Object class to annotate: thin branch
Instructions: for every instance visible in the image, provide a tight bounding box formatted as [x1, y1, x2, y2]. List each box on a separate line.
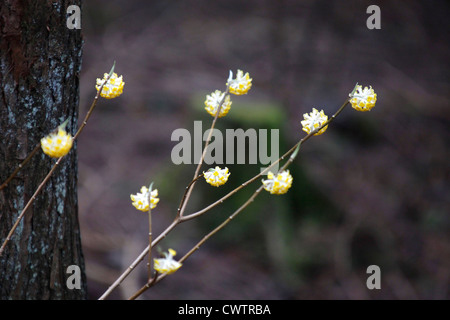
[99, 96, 351, 299]
[148, 210, 152, 281]
[73, 71, 113, 140]
[179, 141, 299, 222]
[127, 101, 354, 298]
[0, 156, 65, 256]
[180, 186, 264, 264]
[100, 87, 229, 299]
[129, 184, 265, 300]
[98, 217, 180, 300]
[125, 103, 349, 299]
[176, 174, 203, 218]
[177, 88, 230, 218]
[0, 144, 41, 191]
[128, 273, 161, 300]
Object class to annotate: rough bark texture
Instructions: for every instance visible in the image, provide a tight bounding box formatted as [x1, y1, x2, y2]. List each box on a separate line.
[0, 0, 86, 299]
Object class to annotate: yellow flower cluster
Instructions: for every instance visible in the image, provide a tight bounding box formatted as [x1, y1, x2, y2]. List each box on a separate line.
[204, 69, 252, 118]
[204, 90, 232, 117]
[130, 186, 159, 212]
[40, 128, 73, 158]
[227, 70, 252, 95]
[96, 72, 125, 99]
[154, 249, 182, 275]
[203, 166, 230, 187]
[349, 85, 377, 112]
[301, 108, 328, 136]
[262, 170, 293, 195]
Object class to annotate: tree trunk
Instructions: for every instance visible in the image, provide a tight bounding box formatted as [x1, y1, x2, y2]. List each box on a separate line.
[0, 0, 86, 299]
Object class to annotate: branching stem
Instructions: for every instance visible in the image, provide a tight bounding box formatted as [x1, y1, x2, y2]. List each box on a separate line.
[99, 96, 351, 299]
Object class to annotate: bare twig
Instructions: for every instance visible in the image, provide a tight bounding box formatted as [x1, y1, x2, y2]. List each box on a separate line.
[147, 183, 154, 282]
[176, 174, 203, 217]
[101, 87, 230, 299]
[0, 144, 41, 191]
[177, 87, 230, 219]
[129, 184, 265, 300]
[98, 217, 180, 300]
[180, 97, 350, 222]
[0, 156, 64, 256]
[99, 93, 351, 300]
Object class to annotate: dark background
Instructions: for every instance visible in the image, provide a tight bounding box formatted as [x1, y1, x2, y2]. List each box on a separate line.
[77, 0, 449, 299]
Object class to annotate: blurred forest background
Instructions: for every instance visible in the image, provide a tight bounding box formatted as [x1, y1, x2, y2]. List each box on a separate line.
[77, 0, 449, 299]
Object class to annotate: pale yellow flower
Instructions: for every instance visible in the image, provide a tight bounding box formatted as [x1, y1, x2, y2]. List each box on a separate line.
[226, 70, 252, 95]
[40, 128, 73, 158]
[301, 108, 328, 136]
[349, 85, 377, 112]
[262, 170, 293, 195]
[154, 249, 182, 275]
[96, 72, 125, 99]
[130, 186, 159, 212]
[203, 166, 230, 187]
[204, 90, 232, 117]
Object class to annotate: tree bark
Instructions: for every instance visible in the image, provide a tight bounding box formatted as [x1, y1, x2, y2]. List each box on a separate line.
[0, 0, 86, 299]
